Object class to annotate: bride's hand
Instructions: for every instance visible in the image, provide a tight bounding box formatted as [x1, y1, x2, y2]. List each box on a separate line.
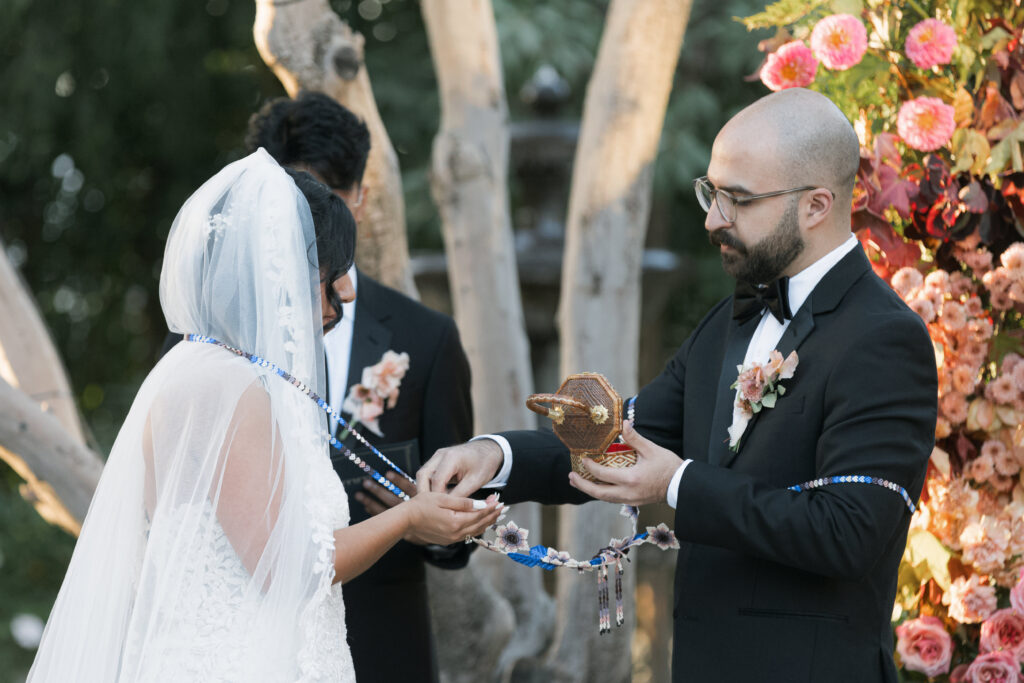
[401, 492, 502, 545]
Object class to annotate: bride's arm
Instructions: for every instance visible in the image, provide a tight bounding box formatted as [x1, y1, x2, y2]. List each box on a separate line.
[331, 492, 501, 584]
[208, 378, 500, 583]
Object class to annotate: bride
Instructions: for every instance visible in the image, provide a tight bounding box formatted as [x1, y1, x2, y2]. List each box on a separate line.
[27, 150, 500, 682]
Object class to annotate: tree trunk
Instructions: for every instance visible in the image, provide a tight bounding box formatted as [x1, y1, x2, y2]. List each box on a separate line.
[0, 377, 102, 535]
[0, 239, 101, 535]
[253, 0, 417, 297]
[553, 1, 691, 680]
[0, 237, 87, 445]
[422, 2, 553, 680]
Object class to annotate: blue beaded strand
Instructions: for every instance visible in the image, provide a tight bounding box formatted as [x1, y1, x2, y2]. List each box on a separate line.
[186, 334, 413, 502]
[787, 475, 915, 513]
[627, 393, 914, 515]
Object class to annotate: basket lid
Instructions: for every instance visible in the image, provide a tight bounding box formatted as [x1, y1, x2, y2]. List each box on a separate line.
[532, 372, 622, 455]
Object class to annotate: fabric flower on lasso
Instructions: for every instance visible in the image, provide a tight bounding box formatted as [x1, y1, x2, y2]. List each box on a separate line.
[494, 521, 530, 554]
[809, 14, 868, 71]
[897, 97, 956, 152]
[646, 523, 680, 550]
[905, 18, 957, 70]
[760, 41, 818, 91]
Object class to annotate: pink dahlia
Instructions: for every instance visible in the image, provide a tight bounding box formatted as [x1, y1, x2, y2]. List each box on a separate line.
[810, 14, 868, 71]
[906, 18, 957, 70]
[760, 41, 818, 91]
[897, 97, 956, 152]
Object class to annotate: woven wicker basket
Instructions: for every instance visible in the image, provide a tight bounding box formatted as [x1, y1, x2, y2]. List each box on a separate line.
[526, 373, 637, 482]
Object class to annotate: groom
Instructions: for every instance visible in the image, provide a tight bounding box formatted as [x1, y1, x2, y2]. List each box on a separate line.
[418, 89, 937, 682]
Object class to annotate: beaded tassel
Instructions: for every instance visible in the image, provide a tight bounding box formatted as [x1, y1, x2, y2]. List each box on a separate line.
[597, 565, 610, 635]
[615, 562, 624, 627]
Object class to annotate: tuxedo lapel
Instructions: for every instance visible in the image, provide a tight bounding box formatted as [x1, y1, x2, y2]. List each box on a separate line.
[707, 315, 759, 467]
[718, 305, 814, 468]
[341, 273, 392, 433]
[717, 245, 871, 468]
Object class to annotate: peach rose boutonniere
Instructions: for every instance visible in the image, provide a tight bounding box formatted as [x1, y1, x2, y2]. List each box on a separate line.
[340, 350, 410, 438]
[728, 349, 799, 451]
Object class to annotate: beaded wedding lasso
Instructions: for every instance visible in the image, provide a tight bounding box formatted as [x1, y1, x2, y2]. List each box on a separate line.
[185, 334, 414, 502]
[187, 337, 915, 633]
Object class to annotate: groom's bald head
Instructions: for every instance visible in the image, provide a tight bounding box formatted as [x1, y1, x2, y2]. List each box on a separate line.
[723, 88, 861, 214]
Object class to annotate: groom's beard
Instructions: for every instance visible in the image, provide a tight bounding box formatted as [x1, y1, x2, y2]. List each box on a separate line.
[709, 201, 805, 285]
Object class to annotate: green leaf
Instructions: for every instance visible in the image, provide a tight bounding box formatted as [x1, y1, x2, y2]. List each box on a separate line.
[777, 385, 787, 396]
[751, 402, 763, 414]
[738, 0, 828, 30]
[761, 393, 778, 409]
[905, 529, 952, 591]
[986, 122, 1024, 175]
[988, 331, 1024, 366]
[896, 557, 922, 611]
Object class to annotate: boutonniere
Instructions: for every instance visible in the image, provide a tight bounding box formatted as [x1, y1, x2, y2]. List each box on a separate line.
[340, 350, 410, 437]
[728, 349, 799, 451]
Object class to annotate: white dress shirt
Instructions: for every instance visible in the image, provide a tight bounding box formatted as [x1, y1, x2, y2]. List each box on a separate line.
[324, 268, 358, 434]
[479, 235, 860, 502]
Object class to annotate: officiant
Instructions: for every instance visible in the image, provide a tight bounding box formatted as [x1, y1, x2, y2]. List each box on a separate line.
[161, 92, 473, 683]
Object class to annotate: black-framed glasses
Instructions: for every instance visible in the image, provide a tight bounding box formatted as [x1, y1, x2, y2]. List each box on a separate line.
[693, 176, 830, 224]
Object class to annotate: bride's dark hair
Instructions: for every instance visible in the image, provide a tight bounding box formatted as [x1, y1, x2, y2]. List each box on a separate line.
[284, 168, 356, 332]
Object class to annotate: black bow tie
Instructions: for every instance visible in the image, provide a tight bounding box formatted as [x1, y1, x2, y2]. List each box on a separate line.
[732, 277, 792, 324]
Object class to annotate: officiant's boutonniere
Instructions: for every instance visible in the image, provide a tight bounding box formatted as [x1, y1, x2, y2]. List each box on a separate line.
[340, 350, 410, 438]
[728, 350, 799, 452]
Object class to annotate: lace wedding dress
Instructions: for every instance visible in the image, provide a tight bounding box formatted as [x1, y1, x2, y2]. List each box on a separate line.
[29, 151, 358, 682]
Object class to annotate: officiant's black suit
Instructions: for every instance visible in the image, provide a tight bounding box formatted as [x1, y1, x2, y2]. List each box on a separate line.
[161, 271, 473, 683]
[498, 247, 937, 682]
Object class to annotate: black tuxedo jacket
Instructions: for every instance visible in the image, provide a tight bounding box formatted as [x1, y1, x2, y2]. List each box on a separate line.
[160, 271, 473, 683]
[498, 248, 937, 682]
[330, 271, 472, 683]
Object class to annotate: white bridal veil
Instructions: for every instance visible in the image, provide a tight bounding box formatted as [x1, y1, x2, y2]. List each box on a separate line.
[29, 150, 352, 681]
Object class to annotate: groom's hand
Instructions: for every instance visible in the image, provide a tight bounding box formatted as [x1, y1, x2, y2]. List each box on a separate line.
[569, 420, 682, 506]
[356, 471, 417, 516]
[417, 440, 504, 497]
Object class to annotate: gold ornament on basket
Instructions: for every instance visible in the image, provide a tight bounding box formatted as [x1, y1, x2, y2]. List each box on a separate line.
[525, 372, 637, 481]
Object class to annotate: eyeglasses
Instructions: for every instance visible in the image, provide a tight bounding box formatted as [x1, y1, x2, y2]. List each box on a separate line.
[693, 176, 829, 224]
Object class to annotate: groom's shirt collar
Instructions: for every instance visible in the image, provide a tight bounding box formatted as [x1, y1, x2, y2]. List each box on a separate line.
[783, 233, 859, 319]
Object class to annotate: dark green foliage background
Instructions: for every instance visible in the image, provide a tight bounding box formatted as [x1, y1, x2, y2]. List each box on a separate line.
[0, 0, 764, 677]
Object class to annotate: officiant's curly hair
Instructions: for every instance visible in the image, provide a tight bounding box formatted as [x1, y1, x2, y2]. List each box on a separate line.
[284, 168, 356, 333]
[247, 92, 370, 192]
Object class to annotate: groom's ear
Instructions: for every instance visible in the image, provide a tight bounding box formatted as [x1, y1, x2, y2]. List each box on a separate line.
[352, 185, 370, 224]
[801, 187, 834, 231]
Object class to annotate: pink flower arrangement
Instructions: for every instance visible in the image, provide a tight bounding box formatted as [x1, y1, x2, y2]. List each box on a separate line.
[897, 97, 956, 152]
[964, 650, 1021, 683]
[905, 18, 958, 70]
[760, 41, 818, 91]
[341, 349, 410, 437]
[810, 14, 868, 70]
[895, 616, 954, 677]
[728, 349, 798, 450]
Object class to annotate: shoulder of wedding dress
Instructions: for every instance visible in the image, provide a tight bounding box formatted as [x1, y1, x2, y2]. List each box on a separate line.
[152, 344, 267, 398]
